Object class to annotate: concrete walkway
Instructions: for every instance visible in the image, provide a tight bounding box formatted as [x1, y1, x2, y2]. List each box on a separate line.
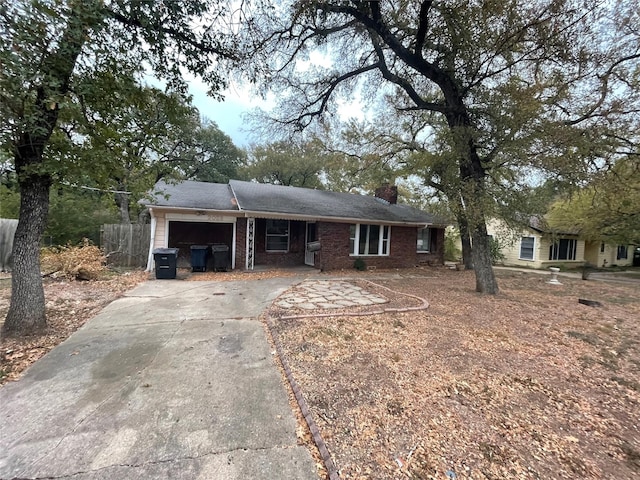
[0, 278, 319, 480]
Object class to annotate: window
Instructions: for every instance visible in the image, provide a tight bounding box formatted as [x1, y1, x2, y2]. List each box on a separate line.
[266, 219, 289, 252]
[600, 242, 605, 253]
[519, 237, 535, 260]
[417, 228, 431, 252]
[617, 245, 628, 260]
[549, 238, 577, 260]
[350, 224, 390, 256]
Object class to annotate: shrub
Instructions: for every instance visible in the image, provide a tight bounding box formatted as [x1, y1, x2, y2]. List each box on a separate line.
[489, 236, 506, 265]
[41, 239, 106, 280]
[353, 258, 367, 271]
[444, 230, 462, 262]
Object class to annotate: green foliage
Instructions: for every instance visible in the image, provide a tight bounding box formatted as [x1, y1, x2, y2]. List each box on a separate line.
[0, 183, 20, 218]
[353, 258, 366, 271]
[182, 120, 245, 183]
[488, 236, 506, 265]
[444, 229, 462, 262]
[45, 186, 118, 246]
[547, 159, 640, 245]
[242, 140, 325, 188]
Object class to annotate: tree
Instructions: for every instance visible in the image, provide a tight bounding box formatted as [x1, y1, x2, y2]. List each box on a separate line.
[243, 0, 640, 293]
[71, 80, 244, 223]
[0, 0, 239, 336]
[242, 140, 326, 188]
[547, 158, 640, 245]
[181, 120, 246, 184]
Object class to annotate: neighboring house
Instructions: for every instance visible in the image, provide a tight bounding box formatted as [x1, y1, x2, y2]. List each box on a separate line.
[487, 217, 584, 269]
[584, 241, 635, 268]
[143, 180, 448, 272]
[487, 217, 635, 269]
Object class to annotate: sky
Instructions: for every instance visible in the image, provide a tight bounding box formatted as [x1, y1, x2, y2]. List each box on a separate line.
[187, 78, 262, 148]
[187, 74, 366, 149]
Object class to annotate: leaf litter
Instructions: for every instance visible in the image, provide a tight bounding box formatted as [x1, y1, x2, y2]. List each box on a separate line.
[268, 268, 640, 480]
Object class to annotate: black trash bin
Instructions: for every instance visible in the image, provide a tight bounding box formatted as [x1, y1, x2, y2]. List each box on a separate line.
[190, 245, 209, 272]
[153, 248, 179, 279]
[211, 244, 230, 272]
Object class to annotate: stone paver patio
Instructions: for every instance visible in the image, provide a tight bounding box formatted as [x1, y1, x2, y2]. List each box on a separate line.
[274, 280, 388, 310]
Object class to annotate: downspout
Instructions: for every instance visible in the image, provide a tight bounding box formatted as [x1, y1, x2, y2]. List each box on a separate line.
[146, 208, 156, 272]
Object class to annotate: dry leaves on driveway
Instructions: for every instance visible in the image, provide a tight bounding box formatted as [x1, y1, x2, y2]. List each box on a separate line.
[269, 268, 640, 480]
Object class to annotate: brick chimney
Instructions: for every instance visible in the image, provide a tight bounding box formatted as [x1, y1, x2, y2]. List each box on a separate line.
[374, 184, 398, 204]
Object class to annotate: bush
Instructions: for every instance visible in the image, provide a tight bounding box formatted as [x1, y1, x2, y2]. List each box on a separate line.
[353, 258, 367, 271]
[41, 239, 106, 280]
[444, 230, 462, 262]
[489, 236, 506, 265]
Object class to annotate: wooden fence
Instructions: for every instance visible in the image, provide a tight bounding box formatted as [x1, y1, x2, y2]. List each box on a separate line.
[101, 224, 151, 268]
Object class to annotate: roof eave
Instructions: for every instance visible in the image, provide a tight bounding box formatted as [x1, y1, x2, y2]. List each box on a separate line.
[239, 210, 434, 227]
[145, 204, 241, 215]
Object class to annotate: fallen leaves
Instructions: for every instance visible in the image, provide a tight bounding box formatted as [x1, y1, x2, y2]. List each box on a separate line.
[270, 268, 640, 480]
[0, 269, 149, 385]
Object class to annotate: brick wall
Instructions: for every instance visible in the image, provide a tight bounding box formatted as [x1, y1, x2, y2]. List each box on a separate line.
[254, 219, 306, 267]
[317, 222, 445, 271]
[234, 218, 446, 271]
[416, 227, 445, 265]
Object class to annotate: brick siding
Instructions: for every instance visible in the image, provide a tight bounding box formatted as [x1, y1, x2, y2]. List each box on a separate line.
[233, 218, 445, 271]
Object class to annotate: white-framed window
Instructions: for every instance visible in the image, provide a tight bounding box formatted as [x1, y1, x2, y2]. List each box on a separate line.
[549, 238, 577, 260]
[519, 236, 535, 260]
[266, 219, 289, 252]
[350, 224, 390, 256]
[417, 227, 431, 252]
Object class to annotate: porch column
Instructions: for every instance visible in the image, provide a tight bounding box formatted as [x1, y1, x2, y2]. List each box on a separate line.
[245, 217, 255, 270]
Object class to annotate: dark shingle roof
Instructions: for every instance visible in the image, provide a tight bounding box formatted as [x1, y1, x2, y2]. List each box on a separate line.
[145, 180, 238, 211]
[145, 179, 447, 226]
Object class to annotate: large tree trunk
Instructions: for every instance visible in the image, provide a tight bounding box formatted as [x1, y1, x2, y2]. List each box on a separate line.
[2, 4, 92, 337]
[469, 220, 499, 294]
[457, 211, 474, 270]
[3, 176, 51, 336]
[451, 126, 499, 294]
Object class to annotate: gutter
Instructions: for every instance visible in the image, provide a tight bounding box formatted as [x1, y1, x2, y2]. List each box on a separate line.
[238, 209, 434, 227]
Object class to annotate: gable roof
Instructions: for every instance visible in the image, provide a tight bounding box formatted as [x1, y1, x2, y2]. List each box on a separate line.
[145, 179, 447, 227]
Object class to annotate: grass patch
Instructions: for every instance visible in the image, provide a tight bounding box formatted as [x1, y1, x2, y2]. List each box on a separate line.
[611, 376, 640, 392]
[567, 330, 600, 346]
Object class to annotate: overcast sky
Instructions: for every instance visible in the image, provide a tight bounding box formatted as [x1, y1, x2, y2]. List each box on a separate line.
[188, 75, 366, 149]
[187, 78, 261, 148]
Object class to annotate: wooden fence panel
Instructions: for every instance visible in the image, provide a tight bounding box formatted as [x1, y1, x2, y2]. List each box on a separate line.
[101, 224, 151, 268]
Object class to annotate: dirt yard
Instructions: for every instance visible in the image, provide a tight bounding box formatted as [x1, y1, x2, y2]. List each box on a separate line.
[1, 267, 639, 480]
[268, 268, 640, 480]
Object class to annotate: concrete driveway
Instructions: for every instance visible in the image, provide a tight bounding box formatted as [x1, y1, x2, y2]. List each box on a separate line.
[0, 278, 319, 479]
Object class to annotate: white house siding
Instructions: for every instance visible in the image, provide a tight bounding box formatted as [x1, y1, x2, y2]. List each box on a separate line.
[487, 219, 585, 269]
[153, 211, 166, 250]
[585, 241, 634, 268]
[486, 219, 542, 267]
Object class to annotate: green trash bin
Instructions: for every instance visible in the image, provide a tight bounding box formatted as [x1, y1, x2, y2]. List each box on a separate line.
[153, 248, 179, 279]
[190, 245, 209, 272]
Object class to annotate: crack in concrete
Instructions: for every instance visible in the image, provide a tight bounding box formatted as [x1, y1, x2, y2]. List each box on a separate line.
[7, 444, 301, 480]
[17, 317, 189, 478]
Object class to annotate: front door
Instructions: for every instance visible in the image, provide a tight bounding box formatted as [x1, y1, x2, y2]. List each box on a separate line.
[305, 222, 317, 266]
